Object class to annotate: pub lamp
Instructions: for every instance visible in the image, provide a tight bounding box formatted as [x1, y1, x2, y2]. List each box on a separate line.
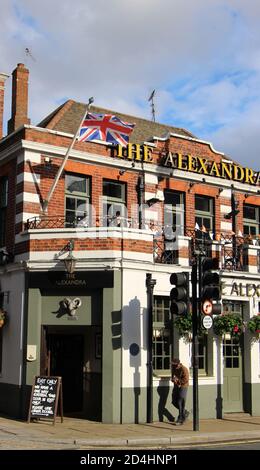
[63, 240, 76, 274]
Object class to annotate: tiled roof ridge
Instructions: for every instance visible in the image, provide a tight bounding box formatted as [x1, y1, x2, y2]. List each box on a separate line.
[76, 100, 195, 138]
[45, 99, 75, 130]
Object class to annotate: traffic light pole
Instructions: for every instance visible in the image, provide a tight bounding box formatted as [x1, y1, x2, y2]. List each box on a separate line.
[191, 259, 199, 431]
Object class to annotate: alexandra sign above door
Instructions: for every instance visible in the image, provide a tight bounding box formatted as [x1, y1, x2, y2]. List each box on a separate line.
[111, 144, 260, 186]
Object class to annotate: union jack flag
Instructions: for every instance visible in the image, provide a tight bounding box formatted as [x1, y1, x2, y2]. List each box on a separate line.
[78, 113, 135, 146]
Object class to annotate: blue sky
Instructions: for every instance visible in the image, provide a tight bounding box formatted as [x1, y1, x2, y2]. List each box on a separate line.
[1, 0, 260, 169]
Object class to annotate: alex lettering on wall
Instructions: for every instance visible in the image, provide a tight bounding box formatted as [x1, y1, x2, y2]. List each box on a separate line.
[222, 281, 260, 297]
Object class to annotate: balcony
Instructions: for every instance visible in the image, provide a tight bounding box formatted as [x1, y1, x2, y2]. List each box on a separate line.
[24, 217, 260, 272]
[153, 228, 260, 272]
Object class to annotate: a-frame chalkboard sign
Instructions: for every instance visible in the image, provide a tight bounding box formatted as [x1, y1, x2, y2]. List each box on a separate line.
[27, 376, 63, 425]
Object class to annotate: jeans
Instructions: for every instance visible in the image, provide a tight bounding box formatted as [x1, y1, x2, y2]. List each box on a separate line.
[172, 386, 188, 422]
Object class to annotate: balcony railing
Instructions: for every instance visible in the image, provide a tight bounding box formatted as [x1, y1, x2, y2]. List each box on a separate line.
[25, 216, 260, 272]
[25, 215, 141, 230]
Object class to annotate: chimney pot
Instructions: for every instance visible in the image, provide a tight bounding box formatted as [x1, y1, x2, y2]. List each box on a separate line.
[8, 63, 31, 134]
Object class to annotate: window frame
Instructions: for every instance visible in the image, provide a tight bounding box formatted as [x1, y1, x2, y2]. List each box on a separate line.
[152, 296, 171, 375]
[243, 203, 259, 237]
[164, 190, 185, 236]
[65, 173, 90, 227]
[102, 179, 127, 226]
[195, 195, 214, 231]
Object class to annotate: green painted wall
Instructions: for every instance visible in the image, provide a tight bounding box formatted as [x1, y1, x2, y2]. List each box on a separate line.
[26, 289, 42, 385]
[102, 270, 122, 423]
[25, 288, 102, 385]
[251, 383, 260, 415]
[121, 382, 221, 423]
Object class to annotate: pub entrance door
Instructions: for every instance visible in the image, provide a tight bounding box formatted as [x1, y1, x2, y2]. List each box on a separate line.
[223, 335, 243, 412]
[222, 302, 244, 413]
[41, 328, 84, 413]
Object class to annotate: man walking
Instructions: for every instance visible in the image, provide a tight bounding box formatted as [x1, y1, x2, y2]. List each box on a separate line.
[171, 358, 189, 425]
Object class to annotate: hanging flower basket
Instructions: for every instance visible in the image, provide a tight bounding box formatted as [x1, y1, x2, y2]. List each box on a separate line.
[174, 314, 192, 338]
[247, 314, 260, 338]
[213, 313, 244, 337]
[0, 308, 7, 328]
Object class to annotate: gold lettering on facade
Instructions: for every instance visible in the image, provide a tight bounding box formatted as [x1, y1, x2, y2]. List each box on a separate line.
[197, 157, 209, 174]
[176, 153, 188, 170]
[163, 152, 175, 166]
[127, 143, 141, 161]
[233, 165, 245, 182]
[221, 162, 232, 180]
[244, 167, 255, 185]
[112, 145, 259, 186]
[209, 161, 221, 177]
[187, 154, 197, 172]
[143, 145, 153, 162]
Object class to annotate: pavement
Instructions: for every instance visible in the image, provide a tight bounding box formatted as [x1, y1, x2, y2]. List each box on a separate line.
[1, 413, 260, 449]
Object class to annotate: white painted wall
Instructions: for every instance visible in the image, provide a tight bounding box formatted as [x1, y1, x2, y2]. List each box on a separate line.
[121, 269, 148, 388]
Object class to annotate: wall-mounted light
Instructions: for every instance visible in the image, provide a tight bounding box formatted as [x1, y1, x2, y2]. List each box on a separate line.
[146, 197, 160, 207]
[0, 250, 14, 266]
[218, 188, 224, 194]
[44, 156, 52, 167]
[63, 240, 76, 274]
[244, 193, 249, 199]
[119, 169, 126, 176]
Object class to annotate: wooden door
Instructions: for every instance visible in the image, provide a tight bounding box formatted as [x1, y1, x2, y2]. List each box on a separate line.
[223, 335, 243, 412]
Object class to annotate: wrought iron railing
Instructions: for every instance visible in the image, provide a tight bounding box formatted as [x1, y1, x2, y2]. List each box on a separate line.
[25, 216, 260, 272]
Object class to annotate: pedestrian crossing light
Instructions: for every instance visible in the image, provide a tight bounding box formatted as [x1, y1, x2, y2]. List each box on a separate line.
[201, 257, 221, 315]
[170, 272, 190, 315]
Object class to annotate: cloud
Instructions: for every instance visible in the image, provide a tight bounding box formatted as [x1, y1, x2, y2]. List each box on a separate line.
[1, 0, 260, 169]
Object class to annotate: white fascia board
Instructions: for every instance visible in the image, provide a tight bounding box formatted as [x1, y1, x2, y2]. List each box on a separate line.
[15, 250, 152, 263]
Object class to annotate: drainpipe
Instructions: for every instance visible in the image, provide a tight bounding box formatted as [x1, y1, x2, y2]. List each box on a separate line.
[137, 173, 144, 229]
[146, 273, 156, 423]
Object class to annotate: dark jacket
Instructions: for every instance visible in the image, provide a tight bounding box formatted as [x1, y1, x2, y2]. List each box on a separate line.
[172, 363, 189, 388]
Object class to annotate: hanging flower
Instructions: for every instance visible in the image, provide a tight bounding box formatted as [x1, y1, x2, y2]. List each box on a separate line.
[247, 314, 260, 334]
[174, 314, 192, 338]
[0, 308, 7, 327]
[213, 313, 244, 337]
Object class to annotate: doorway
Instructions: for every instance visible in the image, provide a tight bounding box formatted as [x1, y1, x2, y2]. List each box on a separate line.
[42, 330, 84, 413]
[223, 335, 243, 412]
[222, 302, 244, 412]
[41, 326, 102, 419]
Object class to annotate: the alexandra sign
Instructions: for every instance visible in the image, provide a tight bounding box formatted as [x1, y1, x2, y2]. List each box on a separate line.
[111, 144, 260, 186]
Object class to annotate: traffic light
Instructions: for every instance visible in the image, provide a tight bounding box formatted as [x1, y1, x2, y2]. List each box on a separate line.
[201, 257, 221, 315]
[170, 272, 190, 315]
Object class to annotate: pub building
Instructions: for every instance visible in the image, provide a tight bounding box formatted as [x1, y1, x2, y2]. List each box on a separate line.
[0, 63, 260, 423]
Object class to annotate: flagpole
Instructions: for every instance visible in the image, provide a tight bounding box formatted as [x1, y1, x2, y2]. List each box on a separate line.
[42, 97, 94, 212]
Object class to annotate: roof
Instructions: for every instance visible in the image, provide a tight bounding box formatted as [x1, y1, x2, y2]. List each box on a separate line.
[38, 100, 196, 143]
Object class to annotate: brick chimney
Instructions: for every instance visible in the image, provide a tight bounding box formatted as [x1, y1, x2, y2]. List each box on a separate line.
[0, 72, 9, 139]
[8, 63, 30, 134]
